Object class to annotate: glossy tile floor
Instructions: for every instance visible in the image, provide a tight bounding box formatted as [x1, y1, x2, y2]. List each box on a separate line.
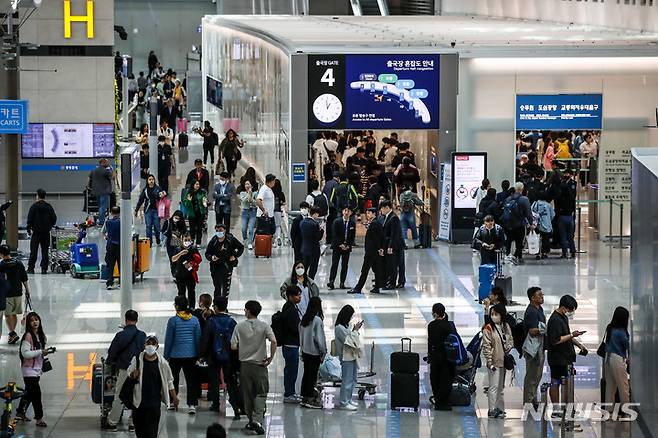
[2, 139, 637, 437]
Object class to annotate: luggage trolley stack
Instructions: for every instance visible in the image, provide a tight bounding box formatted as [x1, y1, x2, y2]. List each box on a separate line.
[317, 341, 377, 400]
[49, 227, 77, 274]
[91, 357, 117, 429]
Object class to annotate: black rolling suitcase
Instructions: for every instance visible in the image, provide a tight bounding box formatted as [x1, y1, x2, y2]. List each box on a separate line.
[178, 132, 188, 148]
[419, 212, 432, 248]
[390, 338, 420, 410]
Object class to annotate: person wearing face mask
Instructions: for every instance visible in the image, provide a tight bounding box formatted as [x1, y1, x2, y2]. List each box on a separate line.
[482, 303, 514, 419]
[349, 208, 385, 295]
[205, 223, 244, 299]
[290, 202, 310, 262]
[327, 206, 356, 290]
[427, 303, 457, 411]
[135, 175, 166, 246]
[299, 206, 324, 280]
[126, 335, 179, 438]
[546, 294, 587, 407]
[279, 262, 320, 316]
[523, 287, 546, 408]
[162, 210, 187, 277]
[213, 172, 234, 232]
[279, 286, 303, 404]
[171, 233, 202, 305]
[238, 180, 258, 250]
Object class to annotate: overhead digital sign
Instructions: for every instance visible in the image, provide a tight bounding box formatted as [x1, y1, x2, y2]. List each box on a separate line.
[308, 54, 440, 130]
[516, 94, 603, 130]
[22, 123, 115, 159]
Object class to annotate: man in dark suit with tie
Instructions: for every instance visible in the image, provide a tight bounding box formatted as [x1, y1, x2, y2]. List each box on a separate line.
[349, 208, 385, 294]
[290, 201, 309, 262]
[327, 206, 356, 290]
[160, 98, 179, 138]
[380, 200, 405, 289]
[300, 206, 324, 279]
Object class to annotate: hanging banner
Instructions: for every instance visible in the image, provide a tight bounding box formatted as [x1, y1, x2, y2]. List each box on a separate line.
[438, 163, 452, 242]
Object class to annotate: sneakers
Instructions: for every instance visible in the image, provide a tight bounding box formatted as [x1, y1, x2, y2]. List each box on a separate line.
[327, 282, 335, 290]
[187, 405, 196, 415]
[8, 332, 19, 345]
[283, 395, 301, 404]
[128, 423, 135, 433]
[251, 422, 265, 435]
[101, 423, 118, 431]
[301, 398, 323, 409]
[248, 243, 253, 251]
[167, 404, 176, 411]
[337, 404, 357, 411]
[487, 409, 506, 419]
[347, 289, 362, 294]
[320, 244, 328, 255]
[368, 288, 381, 294]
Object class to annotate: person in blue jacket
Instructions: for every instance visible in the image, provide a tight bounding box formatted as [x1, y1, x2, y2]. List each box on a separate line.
[164, 295, 201, 415]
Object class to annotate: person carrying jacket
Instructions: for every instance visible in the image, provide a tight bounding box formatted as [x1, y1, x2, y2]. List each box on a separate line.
[280, 286, 303, 404]
[350, 208, 385, 294]
[279, 262, 320, 316]
[164, 296, 201, 415]
[330, 174, 359, 213]
[134, 175, 165, 245]
[205, 223, 244, 299]
[213, 172, 234, 231]
[473, 215, 506, 265]
[126, 335, 179, 438]
[201, 297, 242, 417]
[427, 303, 456, 411]
[327, 206, 356, 290]
[299, 207, 324, 280]
[26, 189, 57, 275]
[105, 310, 147, 431]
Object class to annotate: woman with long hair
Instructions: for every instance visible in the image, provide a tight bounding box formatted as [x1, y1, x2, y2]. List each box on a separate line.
[220, 129, 242, 177]
[482, 303, 513, 419]
[238, 180, 258, 250]
[603, 306, 630, 408]
[279, 261, 320, 316]
[334, 305, 364, 411]
[16, 312, 52, 427]
[181, 180, 208, 246]
[240, 167, 258, 191]
[272, 178, 287, 247]
[161, 209, 187, 276]
[299, 297, 327, 409]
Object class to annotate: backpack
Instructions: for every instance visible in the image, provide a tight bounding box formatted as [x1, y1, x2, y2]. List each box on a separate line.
[312, 193, 329, 217]
[209, 315, 235, 363]
[444, 322, 468, 366]
[501, 196, 524, 230]
[333, 184, 356, 211]
[271, 310, 284, 346]
[0, 271, 8, 312]
[401, 195, 415, 213]
[511, 316, 527, 358]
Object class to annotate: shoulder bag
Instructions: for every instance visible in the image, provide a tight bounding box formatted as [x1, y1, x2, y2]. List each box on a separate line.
[494, 324, 516, 371]
[597, 331, 607, 358]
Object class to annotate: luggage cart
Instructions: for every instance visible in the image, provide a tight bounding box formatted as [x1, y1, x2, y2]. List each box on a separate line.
[49, 227, 77, 274]
[91, 357, 116, 429]
[317, 341, 377, 400]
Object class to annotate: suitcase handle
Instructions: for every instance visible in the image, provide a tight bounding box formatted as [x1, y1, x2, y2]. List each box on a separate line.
[401, 337, 412, 352]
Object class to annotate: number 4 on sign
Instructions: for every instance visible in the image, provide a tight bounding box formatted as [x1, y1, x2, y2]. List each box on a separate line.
[321, 68, 335, 87]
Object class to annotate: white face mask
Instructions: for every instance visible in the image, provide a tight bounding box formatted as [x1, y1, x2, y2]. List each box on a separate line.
[300, 208, 309, 217]
[295, 268, 305, 276]
[566, 311, 575, 320]
[219, 180, 227, 185]
[491, 314, 501, 324]
[145, 345, 157, 356]
[183, 241, 192, 248]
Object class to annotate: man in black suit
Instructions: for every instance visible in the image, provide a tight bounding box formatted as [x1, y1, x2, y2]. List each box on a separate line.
[185, 159, 211, 193]
[327, 206, 356, 290]
[160, 98, 179, 138]
[349, 208, 385, 294]
[299, 206, 323, 279]
[290, 201, 309, 262]
[380, 200, 405, 289]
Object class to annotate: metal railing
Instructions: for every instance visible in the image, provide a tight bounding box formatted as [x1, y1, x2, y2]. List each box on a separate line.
[575, 198, 629, 251]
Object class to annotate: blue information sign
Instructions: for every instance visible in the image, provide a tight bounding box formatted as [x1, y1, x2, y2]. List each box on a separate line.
[516, 94, 602, 130]
[292, 163, 306, 183]
[0, 100, 29, 134]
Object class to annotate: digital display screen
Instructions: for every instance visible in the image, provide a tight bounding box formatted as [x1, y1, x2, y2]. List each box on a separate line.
[516, 94, 603, 130]
[452, 153, 486, 210]
[22, 123, 115, 159]
[308, 54, 440, 130]
[206, 75, 223, 109]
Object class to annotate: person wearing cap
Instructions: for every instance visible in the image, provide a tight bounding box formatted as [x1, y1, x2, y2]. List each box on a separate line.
[205, 223, 244, 299]
[126, 335, 179, 438]
[327, 206, 355, 290]
[185, 159, 210, 193]
[349, 208, 385, 294]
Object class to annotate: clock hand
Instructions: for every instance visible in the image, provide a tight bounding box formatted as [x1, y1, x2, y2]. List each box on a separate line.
[326, 100, 330, 110]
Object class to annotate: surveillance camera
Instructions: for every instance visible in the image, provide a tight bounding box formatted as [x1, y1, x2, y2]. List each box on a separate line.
[450, 41, 456, 48]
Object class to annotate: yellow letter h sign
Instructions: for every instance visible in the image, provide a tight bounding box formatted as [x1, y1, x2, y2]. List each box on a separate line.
[64, 0, 95, 39]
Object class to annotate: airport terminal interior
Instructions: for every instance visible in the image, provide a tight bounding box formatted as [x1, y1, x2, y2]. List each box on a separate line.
[0, 1, 657, 438]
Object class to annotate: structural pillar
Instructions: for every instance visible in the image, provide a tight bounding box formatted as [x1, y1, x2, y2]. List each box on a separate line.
[149, 97, 158, 183]
[4, 23, 20, 249]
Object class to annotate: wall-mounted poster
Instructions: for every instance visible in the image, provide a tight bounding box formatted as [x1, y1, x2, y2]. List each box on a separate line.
[308, 54, 440, 130]
[453, 154, 486, 209]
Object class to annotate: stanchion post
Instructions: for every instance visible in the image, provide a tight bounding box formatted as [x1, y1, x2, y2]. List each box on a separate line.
[576, 206, 582, 253]
[540, 382, 549, 438]
[608, 199, 614, 244]
[560, 375, 568, 429]
[618, 203, 625, 248]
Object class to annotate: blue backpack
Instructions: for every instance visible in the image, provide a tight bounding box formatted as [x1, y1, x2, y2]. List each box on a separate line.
[209, 314, 236, 363]
[502, 195, 524, 230]
[444, 322, 468, 366]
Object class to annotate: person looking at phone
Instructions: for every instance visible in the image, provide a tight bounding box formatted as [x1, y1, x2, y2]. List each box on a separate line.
[334, 305, 364, 411]
[546, 295, 588, 407]
[473, 215, 506, 265]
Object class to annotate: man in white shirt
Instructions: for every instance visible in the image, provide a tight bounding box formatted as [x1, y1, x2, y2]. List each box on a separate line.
[256, 174, 276, 236]
[157, 120, 174, 147]
[342, 138, 358, 168]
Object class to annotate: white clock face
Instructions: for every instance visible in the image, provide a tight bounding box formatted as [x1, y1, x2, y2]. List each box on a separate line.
[313, 93, 342, 124]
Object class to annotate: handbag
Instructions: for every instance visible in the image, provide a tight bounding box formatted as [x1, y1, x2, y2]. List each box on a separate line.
[494, 324, 516, 371]
[41, 358, 53, 373]
[597, 331, 607, 358]
[526, 230, 540, 255]
[119, 356, 141, 410]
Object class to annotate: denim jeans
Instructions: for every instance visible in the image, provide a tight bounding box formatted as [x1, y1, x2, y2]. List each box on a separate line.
[282, 346, 299, 397]
[400, 211, 419, 245]
[241, 208, 257, 244]
[557, 215, 576, 255]
[98, 194, 110, 225]
[339, 359, 358, 406]
[144, 209, 161, 243]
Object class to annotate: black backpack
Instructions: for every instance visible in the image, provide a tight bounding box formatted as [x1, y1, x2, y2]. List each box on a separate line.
[511, 316, 527, 358]
[502, 196, 524, 229]
[313, 193, 329, 217]
[271, 310, 284, 346]
[333, 184, 356, 211]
